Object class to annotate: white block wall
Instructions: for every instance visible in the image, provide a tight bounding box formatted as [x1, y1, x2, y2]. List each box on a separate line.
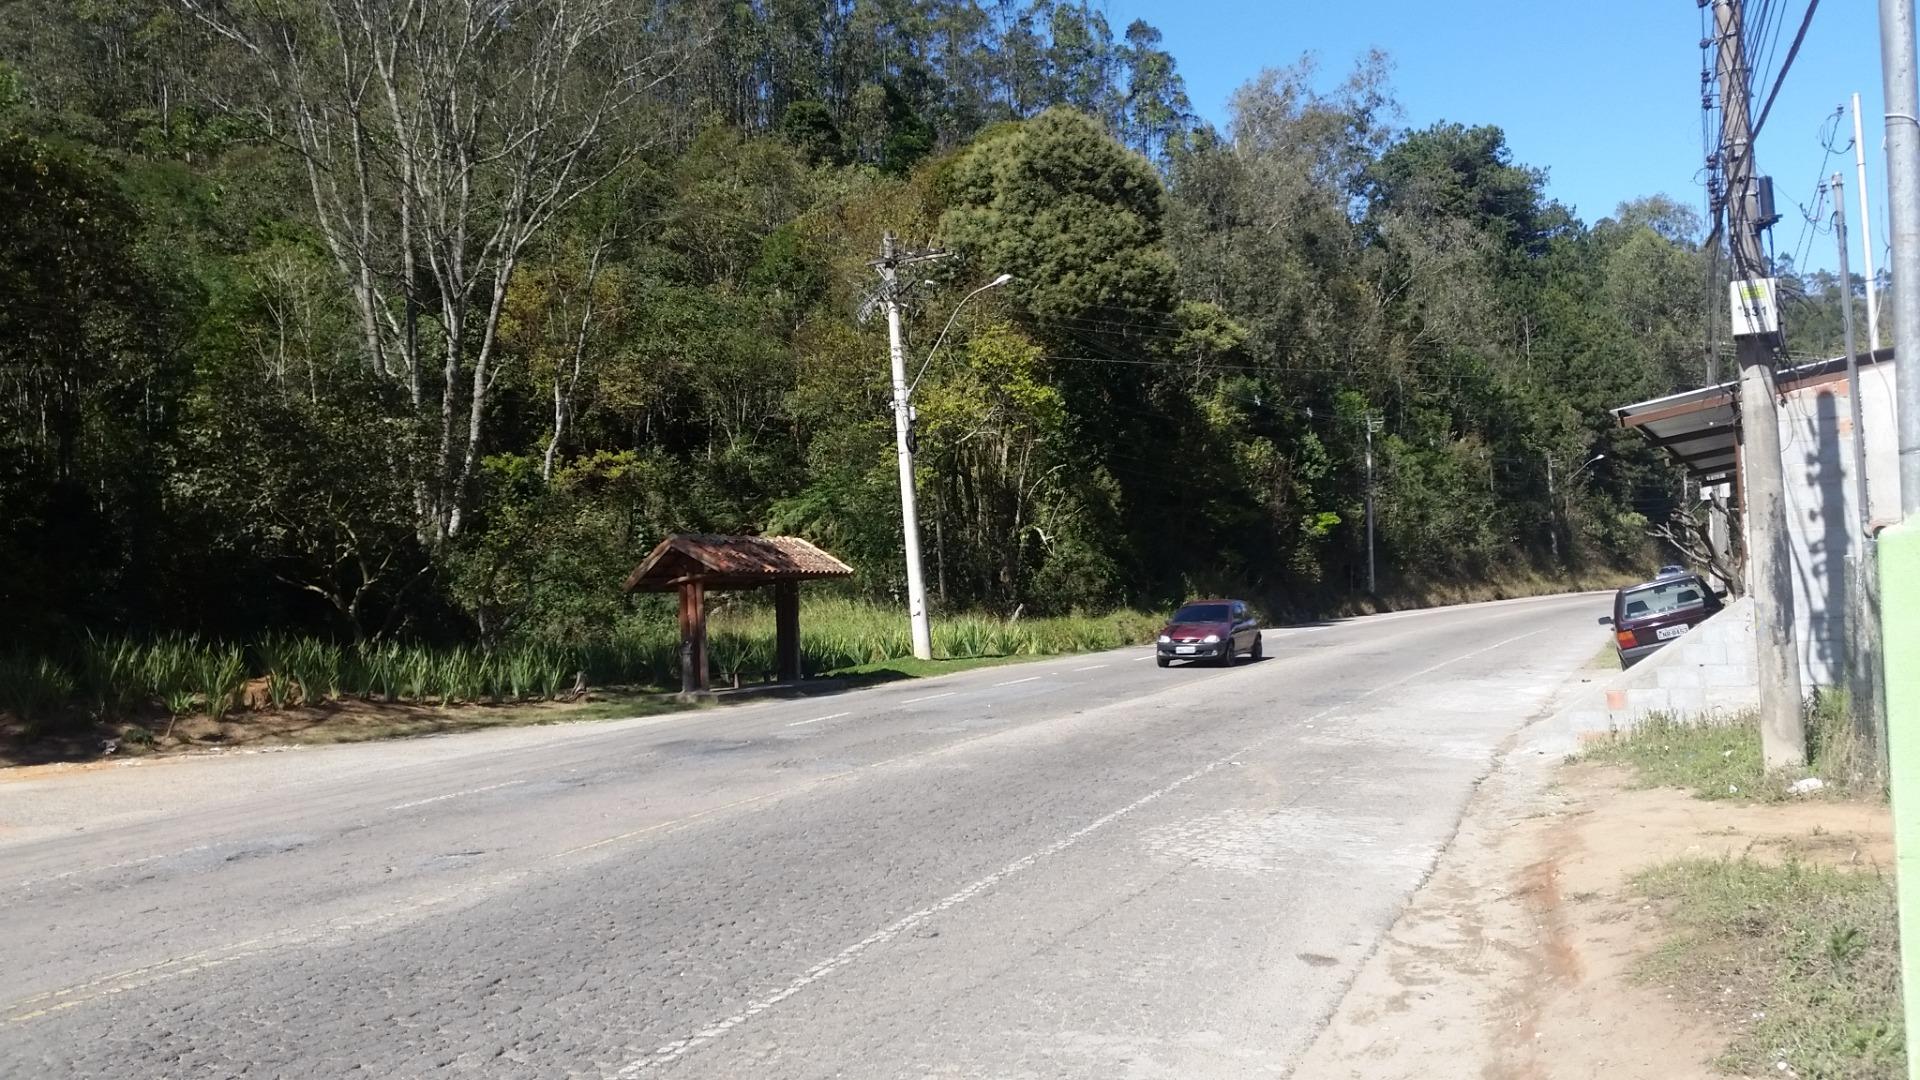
[1774, 369, 1896, 689]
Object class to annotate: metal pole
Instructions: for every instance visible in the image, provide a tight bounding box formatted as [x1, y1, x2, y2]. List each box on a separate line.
[1364, 416, 1378, 594]
[1886, 0, 1920, 514]
[880, 233, 934, 660]
[1833, 174, 1873, 530]
[1856, 92, 1884, 352]
[1716, 0, 1805, 767]
[1875, 4, 1920, 1072]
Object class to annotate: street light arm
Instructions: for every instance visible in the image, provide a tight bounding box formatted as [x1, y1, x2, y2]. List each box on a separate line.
[1568, 453, 1607, 484]
[906, 274, 1013, 398]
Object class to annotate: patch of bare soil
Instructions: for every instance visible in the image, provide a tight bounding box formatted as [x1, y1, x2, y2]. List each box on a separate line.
[1290, 759, 1891, 1080]
[0, 695, 629, 770]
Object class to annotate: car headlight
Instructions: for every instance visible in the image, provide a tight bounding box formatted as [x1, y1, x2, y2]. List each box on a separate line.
[1203, 634, 1220, 644]
[1157, 634, 1171, 644]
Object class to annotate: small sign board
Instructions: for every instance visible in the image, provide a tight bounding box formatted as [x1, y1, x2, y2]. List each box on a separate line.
[1729, 278, 1780, 337]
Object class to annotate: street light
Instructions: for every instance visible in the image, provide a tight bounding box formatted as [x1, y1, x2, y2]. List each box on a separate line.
[882, 267, 1013, 660]
[909, 273, 1015, 395]
[1546, 452, 1606, 562]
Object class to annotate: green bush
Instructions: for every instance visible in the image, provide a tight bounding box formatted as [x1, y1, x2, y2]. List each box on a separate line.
[0, 653, 78, 735]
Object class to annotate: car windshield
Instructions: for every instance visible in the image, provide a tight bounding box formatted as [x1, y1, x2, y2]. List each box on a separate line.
[1620, 579, 1707, 620]
[1172, 603, 1231, 623]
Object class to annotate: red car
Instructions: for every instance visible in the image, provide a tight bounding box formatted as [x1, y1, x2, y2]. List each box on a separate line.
[1156, 599, 1262, 667]
[1598, 573, 1725, 667]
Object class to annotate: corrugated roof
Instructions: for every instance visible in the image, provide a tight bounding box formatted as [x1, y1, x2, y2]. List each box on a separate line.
[1612, 346, 1894, 484]
[623, 534, 854, 592]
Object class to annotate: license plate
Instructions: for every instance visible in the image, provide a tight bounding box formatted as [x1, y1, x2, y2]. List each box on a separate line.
[1175, 646, 1197, 655]
[1655, 625, 1688, 641]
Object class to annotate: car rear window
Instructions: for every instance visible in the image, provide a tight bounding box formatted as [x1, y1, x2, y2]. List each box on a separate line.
[1173, 603, 1230, 622]
[1619, 579, 1707, 620]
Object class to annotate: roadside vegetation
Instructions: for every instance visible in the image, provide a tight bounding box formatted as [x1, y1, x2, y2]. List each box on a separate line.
[1579, 694, 1880, 800]
[1578, 698, 1897, 1079]
[1636, 857, 1902, 1079]
[0, 602, 1158, 759]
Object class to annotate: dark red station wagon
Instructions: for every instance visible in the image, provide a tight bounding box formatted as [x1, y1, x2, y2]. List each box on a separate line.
[1156, 599, 1262, 667]
[1598, 573, 1725, 667]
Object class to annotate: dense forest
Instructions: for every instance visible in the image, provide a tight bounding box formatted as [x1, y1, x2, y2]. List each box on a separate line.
[0, 0, 1865, 657]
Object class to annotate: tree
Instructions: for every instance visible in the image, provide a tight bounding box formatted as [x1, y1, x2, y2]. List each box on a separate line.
[1118, 19, 1192, 163]
[178, 0, 670, 544]
[941, 106, 1175, 323]
[0, 128, 173, 639]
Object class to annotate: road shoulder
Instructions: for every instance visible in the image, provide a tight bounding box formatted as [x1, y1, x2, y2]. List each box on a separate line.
[1289, 721, 1894, 1080]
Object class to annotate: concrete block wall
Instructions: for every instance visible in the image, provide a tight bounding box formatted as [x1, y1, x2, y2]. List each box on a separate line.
[1548, 597, 1758, 749]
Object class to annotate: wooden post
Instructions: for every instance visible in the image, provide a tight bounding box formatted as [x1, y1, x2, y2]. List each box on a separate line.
[678, 580, 708, 695]
[775, 582, 801, 683]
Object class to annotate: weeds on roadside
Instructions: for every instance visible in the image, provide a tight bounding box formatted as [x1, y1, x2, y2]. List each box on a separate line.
[1581, 692, 1879, 801]
[1636, 856, 1902, 1079]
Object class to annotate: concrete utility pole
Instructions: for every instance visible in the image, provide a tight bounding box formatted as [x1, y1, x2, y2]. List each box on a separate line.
[1365, 415, 1382, 593]
[1544, 452, 1558, 563]
[1831, 174, 1872, 530]
[1854, 93, 1883, 351]
[1713, 0, 1805, 767]
[874, 238, 1011, 661]
[1887, 2, 1920, 509]
[878, 233, 935, 661]
[1873, 0, 1920, 1069]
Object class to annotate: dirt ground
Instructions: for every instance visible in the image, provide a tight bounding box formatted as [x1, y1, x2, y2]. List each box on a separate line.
[1290, 752, 1893, 1080]
[0, 691, 681, 768]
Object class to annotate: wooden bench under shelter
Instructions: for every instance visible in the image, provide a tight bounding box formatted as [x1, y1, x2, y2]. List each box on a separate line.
[622, 534, 855, 695]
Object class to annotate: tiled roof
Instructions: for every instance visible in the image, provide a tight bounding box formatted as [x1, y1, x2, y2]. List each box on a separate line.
[623, 534, 854, 591]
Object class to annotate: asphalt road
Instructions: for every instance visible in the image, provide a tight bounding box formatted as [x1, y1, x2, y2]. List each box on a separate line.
[0, 594, 1607, 1079]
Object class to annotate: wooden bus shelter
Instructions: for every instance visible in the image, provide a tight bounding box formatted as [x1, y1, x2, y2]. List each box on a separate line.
[623, 534, 854, 695]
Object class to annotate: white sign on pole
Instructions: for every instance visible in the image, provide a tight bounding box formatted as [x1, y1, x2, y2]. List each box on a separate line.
[1729, 278, 1781, 337]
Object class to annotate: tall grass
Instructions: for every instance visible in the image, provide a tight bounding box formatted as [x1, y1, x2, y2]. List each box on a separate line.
[0, 603, 1158, 734]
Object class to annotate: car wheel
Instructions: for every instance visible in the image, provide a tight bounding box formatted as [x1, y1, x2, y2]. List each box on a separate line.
[1156, 655, 1170, 668]
[1219, 641, 1236, 667]
[1251, 634, 1263, 660]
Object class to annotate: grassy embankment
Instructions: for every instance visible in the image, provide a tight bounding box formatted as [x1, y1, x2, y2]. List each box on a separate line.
[1581, 702, 1900, 1079]
[0, 602, 1161, 762]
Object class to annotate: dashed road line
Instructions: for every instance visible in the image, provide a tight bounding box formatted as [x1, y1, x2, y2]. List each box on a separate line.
[901, 692, 957, 705]
[991, 676, 1042, 687]
[786, 712, 849, 728]
[388, 780, 526, 812]
[1070, 664, 1108, 672]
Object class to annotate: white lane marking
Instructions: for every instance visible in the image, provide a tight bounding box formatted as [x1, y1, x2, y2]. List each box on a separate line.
[1133, 653, 1158, 661]
[611, 625, 1549, 1077]
[611, 743, 1257, 1077]
[786, 712, 849, 728]
[1070, 664, 1108, 672]
[388, 780, 526, 812]
[901, 692, 957, 705]
[991, 676, 1043, 687]
[6, 844, 217, 891]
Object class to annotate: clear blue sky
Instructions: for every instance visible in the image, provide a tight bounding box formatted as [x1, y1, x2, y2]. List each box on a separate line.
[1107, 0, 1890, 273]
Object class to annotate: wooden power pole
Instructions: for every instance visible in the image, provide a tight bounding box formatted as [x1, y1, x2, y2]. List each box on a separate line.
[1712, 0, 1806, 767]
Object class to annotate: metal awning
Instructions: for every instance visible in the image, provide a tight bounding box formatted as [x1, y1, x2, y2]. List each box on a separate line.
[1612, 347, 1894, 484]
[1612, 384, 1740, 482]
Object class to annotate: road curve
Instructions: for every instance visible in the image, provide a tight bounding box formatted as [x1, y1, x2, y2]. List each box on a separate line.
[0, 593, 1608, 1079]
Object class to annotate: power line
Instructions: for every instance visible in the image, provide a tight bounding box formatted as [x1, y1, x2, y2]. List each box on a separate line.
[1750, 0, 1822, 140]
